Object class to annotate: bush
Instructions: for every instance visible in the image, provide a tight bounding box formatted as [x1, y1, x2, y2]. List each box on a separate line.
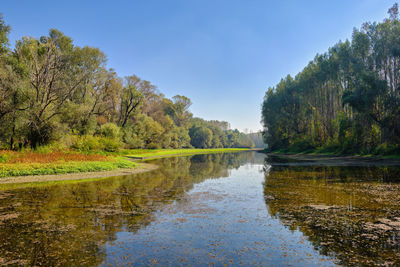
[100, 123, 121, 140]
[34, 145, 54, 154]
[373, 143, 400, 156]
[0, 154, 8, 163]
[103, 138, 120, 152]
[72, 135, 104, 152]
[288, 138, 315, 153]
[71, 135, 123, 152]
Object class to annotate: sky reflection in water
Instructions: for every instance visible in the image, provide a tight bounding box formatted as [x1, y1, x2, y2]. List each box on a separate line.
[1, 152, 399, 265]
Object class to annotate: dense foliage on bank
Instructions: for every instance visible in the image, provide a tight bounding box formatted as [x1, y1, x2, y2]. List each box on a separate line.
[262, 4, 400, 155]
[0, 16, 253, 151]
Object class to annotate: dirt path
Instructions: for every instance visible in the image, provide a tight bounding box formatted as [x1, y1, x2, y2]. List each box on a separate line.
[0, 163, 159, 184]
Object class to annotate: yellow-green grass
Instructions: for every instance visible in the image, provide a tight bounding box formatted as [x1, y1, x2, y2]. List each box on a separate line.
[124, 148, 252, 159]
[0, 148, 251, 179]
[0, 157, 136, 178]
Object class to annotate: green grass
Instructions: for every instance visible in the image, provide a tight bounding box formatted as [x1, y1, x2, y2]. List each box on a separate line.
[0, 157, 136, 178]
[0, 148, 252, 179]
[124, 148, 251, 158]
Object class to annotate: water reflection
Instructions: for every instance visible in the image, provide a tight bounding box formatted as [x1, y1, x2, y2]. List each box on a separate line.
[263, 155, 400, 266]
[0, 152, 255, 265]
[3, 152, 398, 266]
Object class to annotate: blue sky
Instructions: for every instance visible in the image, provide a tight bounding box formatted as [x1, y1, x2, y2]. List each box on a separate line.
[1, 0, 395, 131]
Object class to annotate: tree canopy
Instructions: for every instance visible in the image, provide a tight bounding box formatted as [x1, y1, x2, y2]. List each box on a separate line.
[0, 16, 253, 150]
[261, 4, 400, 155]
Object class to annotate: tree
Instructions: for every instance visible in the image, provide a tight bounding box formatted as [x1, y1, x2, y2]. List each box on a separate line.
[262, 5, 400, 154]
[164, 95, 192, 127]
[0, 14, 10, 54]
[118, 75, 143, 128]
[189, 126, 213, 148]
[13, 29, 106, 147]
[0, 15, 246, 151]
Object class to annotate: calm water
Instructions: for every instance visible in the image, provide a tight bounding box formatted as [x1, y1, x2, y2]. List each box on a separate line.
[0, 152, 400, 266]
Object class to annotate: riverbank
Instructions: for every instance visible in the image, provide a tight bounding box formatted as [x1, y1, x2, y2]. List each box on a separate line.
[0, 152, 136, 178]
[263, 148, 400, 159]
[0, 148, 255, 184]
[264, 152, 400, 165]
[0, 163, 158, 185]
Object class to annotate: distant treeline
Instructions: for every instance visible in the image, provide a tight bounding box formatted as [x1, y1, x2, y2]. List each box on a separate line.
[246, 132, 265, 148]
[262, 4, 400, 155]
[0, 16, 253, 151]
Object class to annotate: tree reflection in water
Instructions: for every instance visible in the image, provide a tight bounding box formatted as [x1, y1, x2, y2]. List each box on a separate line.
[263, 155, 400, 266]
[0, 152, 253, 266]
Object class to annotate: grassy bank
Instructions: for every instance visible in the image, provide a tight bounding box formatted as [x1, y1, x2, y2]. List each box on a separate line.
[124, 148, 252, 159]
[0, 148, 253, 179]
[0, 151, 136, 178]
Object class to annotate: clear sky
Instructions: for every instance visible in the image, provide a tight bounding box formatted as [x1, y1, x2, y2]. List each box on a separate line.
[1, 0, 395, 132]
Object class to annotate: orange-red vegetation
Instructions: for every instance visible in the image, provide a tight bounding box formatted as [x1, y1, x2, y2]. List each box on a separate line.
[0, 151, 108, 164]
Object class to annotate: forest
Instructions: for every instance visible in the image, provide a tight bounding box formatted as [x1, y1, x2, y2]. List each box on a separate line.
[262, 4, 400, 155]
[0, 15, 254, 151]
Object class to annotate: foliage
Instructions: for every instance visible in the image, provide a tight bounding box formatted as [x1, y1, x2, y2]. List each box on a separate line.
[99, 123, 121, 140]
[0, 16, 252, 150]
[246, 132, 266, 148]
[189, 126, 213, 148]
[261, 4, 400, 155]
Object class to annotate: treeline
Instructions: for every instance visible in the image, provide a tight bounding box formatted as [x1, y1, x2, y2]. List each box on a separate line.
[262, 4, 400, 155]
[246, 132, 266, 148]
[0, 16, 254, 151]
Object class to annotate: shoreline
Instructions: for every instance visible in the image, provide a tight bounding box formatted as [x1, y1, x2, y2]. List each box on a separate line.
[264, 152, 400, 165]
[0, 148, 260, 185]
[0, 163, 159, 184]
[128, 148, 263, 161]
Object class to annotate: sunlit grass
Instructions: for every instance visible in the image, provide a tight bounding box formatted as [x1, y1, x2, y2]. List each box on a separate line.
[0, 157, 135, 178]
[0, 148, 252, 178]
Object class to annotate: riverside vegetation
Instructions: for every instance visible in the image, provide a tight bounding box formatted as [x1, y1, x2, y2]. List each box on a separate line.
[1, 152, 400, 265]
[0, 15, 255, 152]
[262, 4, 400, 156]
[0, 148, 249, 178]
[0, 14, 258, 178]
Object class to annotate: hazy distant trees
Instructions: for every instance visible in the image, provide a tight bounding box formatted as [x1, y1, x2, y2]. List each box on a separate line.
[261, 4, 400, 155]
[246, 132, 265, 148]
[0, 15, 253, 150]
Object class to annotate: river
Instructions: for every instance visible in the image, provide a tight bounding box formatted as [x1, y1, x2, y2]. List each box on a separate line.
[0, 152, 399, 266]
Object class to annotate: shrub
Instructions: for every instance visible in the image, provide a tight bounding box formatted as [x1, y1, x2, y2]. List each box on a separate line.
[100, 123, 121, 140]
[0, 154, 8, 163]
[72, 135, 105, 152]
[103, 138, 120, 152]
[374, 143, 400, 156]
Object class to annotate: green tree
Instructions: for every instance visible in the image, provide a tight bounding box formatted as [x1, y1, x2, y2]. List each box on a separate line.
[189, 126, 213, 148]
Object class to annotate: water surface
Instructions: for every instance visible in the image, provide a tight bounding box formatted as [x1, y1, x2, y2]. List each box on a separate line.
[0, 152, 399, 266]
